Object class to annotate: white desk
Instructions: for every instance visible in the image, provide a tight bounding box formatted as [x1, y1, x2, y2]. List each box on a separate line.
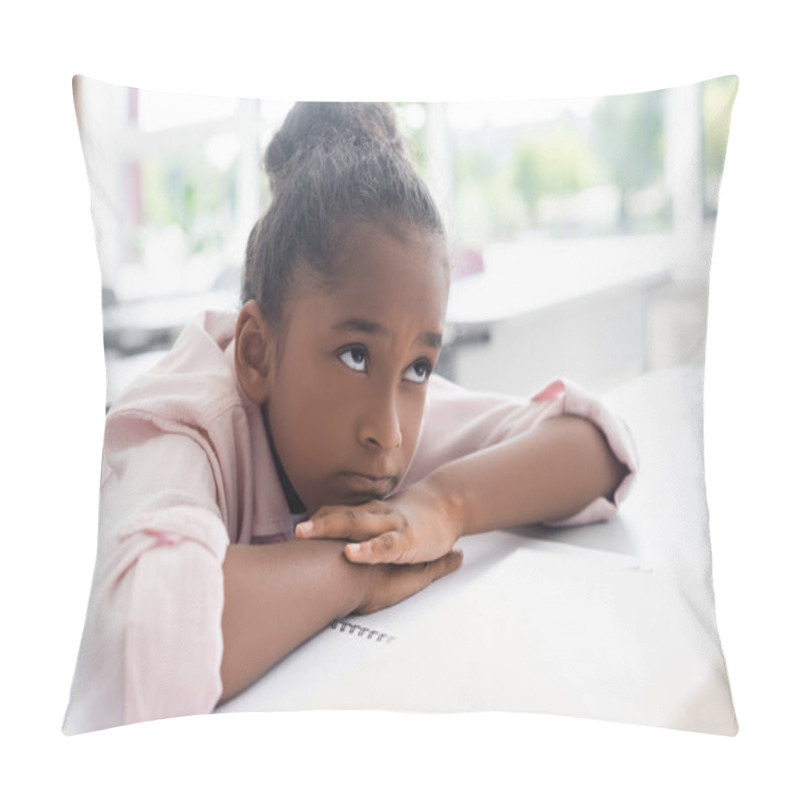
[217, 366, 737, 735]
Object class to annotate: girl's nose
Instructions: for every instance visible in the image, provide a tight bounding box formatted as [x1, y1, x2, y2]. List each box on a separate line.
[358, 389, 402, 452]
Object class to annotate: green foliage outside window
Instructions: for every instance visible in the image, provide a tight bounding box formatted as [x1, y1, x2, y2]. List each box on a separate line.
[512, 120, 597, 217]
[449, 91, 670, 249]
[703, 75, 738, 216]
[134, 152, 238, 259]
[589, 90, 665, 229]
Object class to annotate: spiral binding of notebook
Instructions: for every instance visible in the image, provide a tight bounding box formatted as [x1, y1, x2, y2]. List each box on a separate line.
[329, 620, 396, 643]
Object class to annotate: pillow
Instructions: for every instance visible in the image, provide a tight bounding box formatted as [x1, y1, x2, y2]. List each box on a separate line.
[65, 75, 738, 736]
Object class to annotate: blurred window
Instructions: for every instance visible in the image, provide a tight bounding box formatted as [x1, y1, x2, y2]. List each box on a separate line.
[428, 81, 734, 253]
[78, 80, 736, 300]
[76, 78, 291, 302]
[75, 79, 736, 404]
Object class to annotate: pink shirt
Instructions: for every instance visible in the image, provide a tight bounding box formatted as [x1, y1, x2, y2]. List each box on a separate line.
[63, 311, 637, 733]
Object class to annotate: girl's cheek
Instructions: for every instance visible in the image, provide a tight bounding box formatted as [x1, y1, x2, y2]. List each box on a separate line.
[401, 396, 427, 450]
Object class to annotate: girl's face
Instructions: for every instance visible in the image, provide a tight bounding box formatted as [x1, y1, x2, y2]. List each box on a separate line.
[265, 220, 449, 514]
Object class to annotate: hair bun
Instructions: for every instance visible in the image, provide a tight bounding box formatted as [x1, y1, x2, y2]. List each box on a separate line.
[265, 102, 404, 189]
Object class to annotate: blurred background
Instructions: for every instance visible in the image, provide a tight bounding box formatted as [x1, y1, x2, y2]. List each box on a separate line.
[73, 76, 737, 405]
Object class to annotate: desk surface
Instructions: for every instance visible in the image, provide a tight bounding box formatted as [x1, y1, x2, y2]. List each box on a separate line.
[217, 366, 736, 735]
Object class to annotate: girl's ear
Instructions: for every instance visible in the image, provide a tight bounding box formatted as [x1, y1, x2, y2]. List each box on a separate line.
[234, 300, 276, 404]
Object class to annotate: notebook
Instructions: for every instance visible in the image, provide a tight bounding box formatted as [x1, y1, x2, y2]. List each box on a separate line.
[219, 537, 736, 735]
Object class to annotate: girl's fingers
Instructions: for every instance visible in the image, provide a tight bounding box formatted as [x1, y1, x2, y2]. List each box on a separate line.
[357, 550, 464, 614]
[344, 530, 412, 564]
[295, 505, 398, 542]
[430, 549, 464, 582]
[392, 549, 464, 597]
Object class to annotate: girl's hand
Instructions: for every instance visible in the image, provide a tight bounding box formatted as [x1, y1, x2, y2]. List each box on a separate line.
[295, 479, 463, 565]
[355, 549, 464, 614]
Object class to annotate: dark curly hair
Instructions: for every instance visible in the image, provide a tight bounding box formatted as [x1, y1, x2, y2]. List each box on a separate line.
[241, 102, 446, 329]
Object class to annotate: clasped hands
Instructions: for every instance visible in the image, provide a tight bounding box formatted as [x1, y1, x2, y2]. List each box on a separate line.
[295, 479, 464, 614]
[295, 479, 462, 564]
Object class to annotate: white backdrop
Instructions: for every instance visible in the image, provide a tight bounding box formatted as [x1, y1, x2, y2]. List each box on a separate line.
[3, 2, 797, 798]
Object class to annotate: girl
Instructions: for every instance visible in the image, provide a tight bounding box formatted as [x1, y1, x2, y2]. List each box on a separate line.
[64, 102, 636, 734]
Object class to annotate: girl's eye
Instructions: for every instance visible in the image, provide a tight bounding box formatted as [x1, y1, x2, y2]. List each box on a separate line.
[338, 346, 368, 373]
[403, 359, 433, 385]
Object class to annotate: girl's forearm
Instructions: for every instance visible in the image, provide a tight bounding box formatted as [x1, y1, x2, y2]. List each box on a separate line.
[219, 539, 367, 703]
[218, 538, 462, 703]
[425, 415, 629, 538]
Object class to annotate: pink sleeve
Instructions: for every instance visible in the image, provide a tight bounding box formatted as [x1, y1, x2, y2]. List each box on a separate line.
[63, 417, 229, 734]
[402, 375, 637, 525]
[532, 378, 638, 526]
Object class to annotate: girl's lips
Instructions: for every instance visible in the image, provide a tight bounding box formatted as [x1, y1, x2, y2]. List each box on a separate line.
[339, 472, 396, 498]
